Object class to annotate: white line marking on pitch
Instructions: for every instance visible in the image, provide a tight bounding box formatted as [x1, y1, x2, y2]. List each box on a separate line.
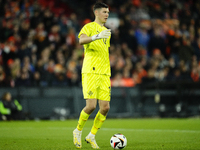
[46, 127, 200, 133]
[0, 127, 200, 133]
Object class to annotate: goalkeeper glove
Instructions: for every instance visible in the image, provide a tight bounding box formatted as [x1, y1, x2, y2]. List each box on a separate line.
[92, 29, 111, 41]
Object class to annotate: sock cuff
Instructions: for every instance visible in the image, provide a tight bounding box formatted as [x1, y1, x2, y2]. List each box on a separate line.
[81, 110, 90, 120]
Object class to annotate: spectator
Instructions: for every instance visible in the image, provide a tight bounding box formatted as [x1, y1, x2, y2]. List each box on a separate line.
[0, 66, 9, 87]
[135, 23, 150, 49]
[15, 67, 32, 86]
[148, 26, 166, 56]
[30, 11, 41, 29]
[32, 71, 41, 86]
[142, 68, 157, 84]
[190, 55, 200, 82]
[19, 20, 30, 40]
[43, 9, 54, 32]
[178, 60, 191, 80]
[111, 72, 135, 87]
[68, 71, 80, 87]
[178, 38, 194, 64]
[192, 37, 200, 61]
[190, 65, 199, 82]
[132, 61, 147, 84]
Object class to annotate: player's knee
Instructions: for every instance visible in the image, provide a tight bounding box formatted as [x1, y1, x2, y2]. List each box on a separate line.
[90, 105, 97, 111]
[87, 105, 96, 113]
[102, 105, 110, 113]
[105, 105, 110, 112]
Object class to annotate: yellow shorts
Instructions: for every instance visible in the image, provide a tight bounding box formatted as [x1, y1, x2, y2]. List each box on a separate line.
[82, 73, 111, 101]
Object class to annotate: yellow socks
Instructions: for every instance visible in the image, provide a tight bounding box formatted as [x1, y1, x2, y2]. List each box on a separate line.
[91, 111, 106, 135]
[76, 110, 106, 135]
[77, 110, 90, 131]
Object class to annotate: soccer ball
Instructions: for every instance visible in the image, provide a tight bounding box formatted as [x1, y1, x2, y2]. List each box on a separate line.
[110, 133, 127, 149]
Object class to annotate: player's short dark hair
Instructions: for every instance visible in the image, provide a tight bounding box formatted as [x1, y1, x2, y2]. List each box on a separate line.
[93, 2, 108, 12]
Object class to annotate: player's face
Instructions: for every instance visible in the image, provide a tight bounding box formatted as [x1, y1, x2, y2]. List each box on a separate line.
[96, 8, 109, 24]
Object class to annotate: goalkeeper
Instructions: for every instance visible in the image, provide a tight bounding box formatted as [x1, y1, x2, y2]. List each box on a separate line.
[73, 2, 111, 149]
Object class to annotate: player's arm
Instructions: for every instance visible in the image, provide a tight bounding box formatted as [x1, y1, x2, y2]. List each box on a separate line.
[79, 29, 111, 45]
[79, 34, 93, 45]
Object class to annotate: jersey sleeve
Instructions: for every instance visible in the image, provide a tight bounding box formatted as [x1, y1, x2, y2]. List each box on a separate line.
[78, 24, 92, 38]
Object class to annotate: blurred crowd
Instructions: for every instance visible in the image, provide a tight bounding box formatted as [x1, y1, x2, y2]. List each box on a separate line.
[0, 0, 200, 87]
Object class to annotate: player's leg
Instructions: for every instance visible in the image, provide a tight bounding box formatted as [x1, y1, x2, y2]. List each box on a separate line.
[85, 74, 111, 149]
[85, 100, 110, 149]
[79, 73, 98, 129]
[91, 100, 110, 134]
[77, 99, 97, 131]
[73, 99, 97, 148]
[73, 73, 98, 148]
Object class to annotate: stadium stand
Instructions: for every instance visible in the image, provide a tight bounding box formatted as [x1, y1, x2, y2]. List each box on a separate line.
[0, 0, 200, 88]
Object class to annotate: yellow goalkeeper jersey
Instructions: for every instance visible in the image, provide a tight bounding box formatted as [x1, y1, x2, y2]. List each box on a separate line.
[78, 22, 111, 76]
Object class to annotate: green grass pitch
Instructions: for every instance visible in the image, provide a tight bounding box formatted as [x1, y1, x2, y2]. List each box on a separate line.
[0, 118, 200, 150]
